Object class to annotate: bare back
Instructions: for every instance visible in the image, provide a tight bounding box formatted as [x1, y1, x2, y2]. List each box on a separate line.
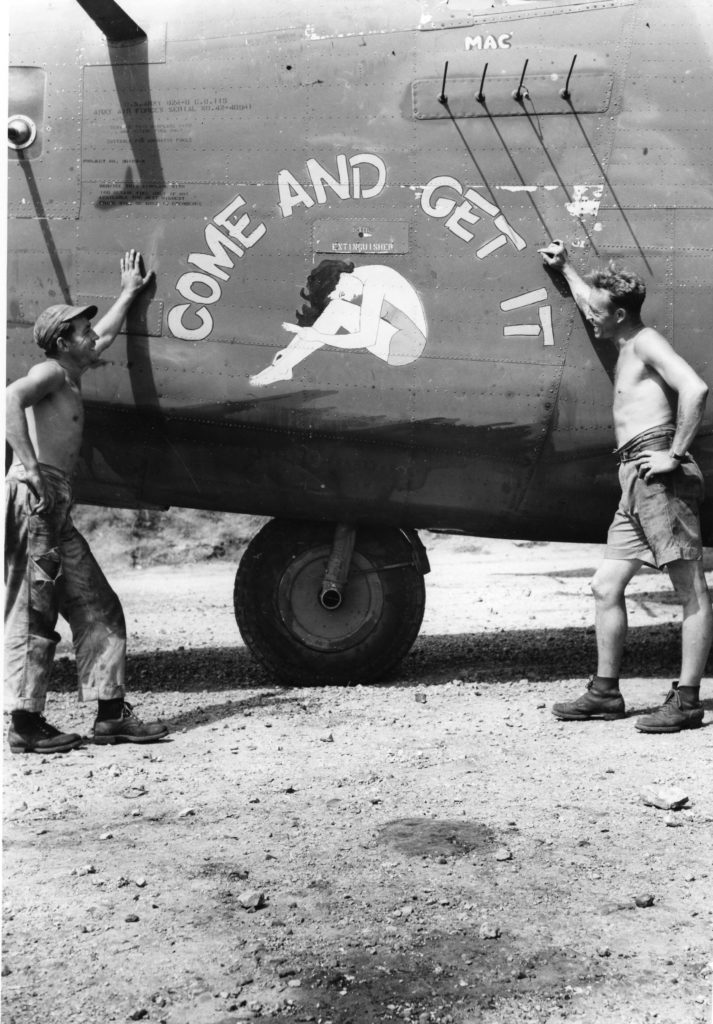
[612, 327, 675, 447]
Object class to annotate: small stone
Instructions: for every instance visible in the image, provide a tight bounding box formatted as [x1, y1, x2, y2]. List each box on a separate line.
[494, 847, 512, 861]
[635, 894, 655, 908]
[78, 864, 97, 876]
[641, 786, 689, 811]
[134, 877, 147, 888]
[125, 914, 140, 923]
[178, 807, 196, 818]
[479, 923, 501, 939]
[238, 890, 265, 911]
[123, 785, 147, 800]
[1, 964, 12, 977]
[664, 813, 683, 828]
[128, 1010, 148, 1021]
[320, 732, 334, 743]
[597, 946, 611, 957]
[100, 832, 114, 840]
[287, 978, 301, 987]
[414, 692, 427, 704]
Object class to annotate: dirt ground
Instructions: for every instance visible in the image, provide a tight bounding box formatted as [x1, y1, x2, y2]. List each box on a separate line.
[3, 535, 712, 1024]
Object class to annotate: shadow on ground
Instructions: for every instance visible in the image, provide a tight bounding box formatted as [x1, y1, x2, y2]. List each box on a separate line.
[47, 622, 706, 696]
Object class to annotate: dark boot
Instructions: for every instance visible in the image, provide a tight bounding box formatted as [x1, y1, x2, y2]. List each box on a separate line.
[552, 677, 626, 721]
[8, 711, 84, 754]
[93, 701, 169, 745]
[635, 684, 704, 734]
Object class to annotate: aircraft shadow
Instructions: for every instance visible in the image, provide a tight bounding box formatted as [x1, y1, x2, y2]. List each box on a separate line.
[46, 622, 713, 736]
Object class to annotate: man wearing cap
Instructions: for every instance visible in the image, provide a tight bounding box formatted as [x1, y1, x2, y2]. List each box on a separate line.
[5, 249, 169, 753]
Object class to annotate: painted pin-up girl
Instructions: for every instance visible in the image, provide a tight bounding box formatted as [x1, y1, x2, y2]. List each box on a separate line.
[249, 259, 428, 386]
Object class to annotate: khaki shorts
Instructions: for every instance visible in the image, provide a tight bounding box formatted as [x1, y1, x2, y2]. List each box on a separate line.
[605, 429, 704, 568]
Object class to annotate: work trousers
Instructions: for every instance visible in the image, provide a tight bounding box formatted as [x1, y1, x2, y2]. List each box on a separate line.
[4, 463, 126, 712]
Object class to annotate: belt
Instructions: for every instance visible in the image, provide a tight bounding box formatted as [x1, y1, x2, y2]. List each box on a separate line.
[614, 427, 674, 465]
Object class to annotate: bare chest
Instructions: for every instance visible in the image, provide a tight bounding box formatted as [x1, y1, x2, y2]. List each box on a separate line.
[30, 379, 84, 449]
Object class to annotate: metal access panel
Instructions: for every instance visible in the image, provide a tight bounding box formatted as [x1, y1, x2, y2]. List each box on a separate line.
[412, 70, 614, 120]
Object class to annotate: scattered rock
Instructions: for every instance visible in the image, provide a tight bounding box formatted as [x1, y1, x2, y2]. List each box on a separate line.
[238, 890, 266, 911]
[641, 786, 689, 811]
[414, 692, 427, 704]
[1, 964, 12, 977]
[320, 732, 334, 743]
[134, 877, 147, 888]
[664, 813, 684, 828]
[479, 923, 501, 939]
[125, 914, 140, 923]
[122, 786, 148, 800]
[228, 869, 250, 881]
[600, 900, 635, 915]
[128, 1010, 148, 1021]
[178, 807, 196, 818]
[635, 894, 655, 908]
[494, 846, 513, 861]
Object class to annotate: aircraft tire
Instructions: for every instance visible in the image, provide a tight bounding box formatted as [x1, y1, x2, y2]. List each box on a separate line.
[234, 519, 426, 685]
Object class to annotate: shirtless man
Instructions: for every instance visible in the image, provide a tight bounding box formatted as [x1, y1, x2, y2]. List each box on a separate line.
[5, 249, 168, 753]
[540, 240, 711, 732]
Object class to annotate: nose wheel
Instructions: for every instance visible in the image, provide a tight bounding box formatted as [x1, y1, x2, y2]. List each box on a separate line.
[234, 519, 427, 685]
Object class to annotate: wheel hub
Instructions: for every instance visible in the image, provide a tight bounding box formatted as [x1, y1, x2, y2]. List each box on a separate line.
[278, 547, 384, 652]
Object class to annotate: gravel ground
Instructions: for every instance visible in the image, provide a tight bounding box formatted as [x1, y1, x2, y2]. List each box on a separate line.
[3, 536, 712, 1024]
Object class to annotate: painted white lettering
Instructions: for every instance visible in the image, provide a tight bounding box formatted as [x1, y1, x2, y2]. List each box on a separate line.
[464, 188, 500, 218]
[189, 225, 245, 281]
[420, 175, 462, 219]
[350, 153, 386, 200]
[277, 168, 315, 218]
[493, 213, 526, 251]
[465, 32, 512, 51]
[307, 154, 351, 204]
[167, 303, 213, 342]
[176, 272, 222, 304]
[214, 194, 266, 249]
[445, 200, 480, 243]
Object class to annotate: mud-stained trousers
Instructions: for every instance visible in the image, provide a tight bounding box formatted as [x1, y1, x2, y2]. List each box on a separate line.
[4, 463, 126, 712]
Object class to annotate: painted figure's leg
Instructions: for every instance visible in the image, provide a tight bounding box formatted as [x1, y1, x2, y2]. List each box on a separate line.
[249, 336, 324, 386]
[250, 300, 361, 386]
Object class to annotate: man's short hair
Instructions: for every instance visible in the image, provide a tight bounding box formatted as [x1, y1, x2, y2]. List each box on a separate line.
[33, 303, 98, 357]
[589, 261, 646, 319]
